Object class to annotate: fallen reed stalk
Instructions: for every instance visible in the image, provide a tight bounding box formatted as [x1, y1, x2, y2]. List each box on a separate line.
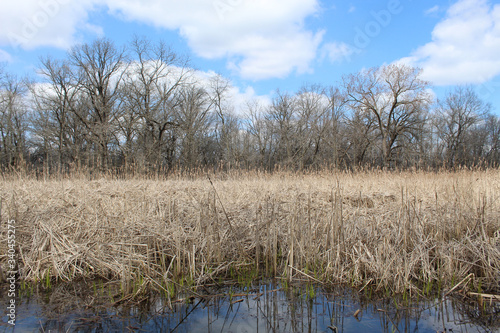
[0, 169, 499, 297]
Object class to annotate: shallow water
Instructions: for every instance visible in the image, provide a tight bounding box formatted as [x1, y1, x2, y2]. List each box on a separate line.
[1, 282, 499, 332]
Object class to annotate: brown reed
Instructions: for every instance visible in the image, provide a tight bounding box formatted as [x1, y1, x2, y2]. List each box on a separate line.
[0, 169, 499, 296]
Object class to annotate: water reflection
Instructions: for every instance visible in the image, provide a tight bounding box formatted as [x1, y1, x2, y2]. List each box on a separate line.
[1, 282, 498, 332]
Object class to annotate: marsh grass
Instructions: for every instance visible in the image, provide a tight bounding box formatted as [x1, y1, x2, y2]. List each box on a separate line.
[0, 169, 499, 299]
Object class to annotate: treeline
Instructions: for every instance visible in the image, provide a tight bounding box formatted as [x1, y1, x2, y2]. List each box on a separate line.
[1, 37, 499, 174]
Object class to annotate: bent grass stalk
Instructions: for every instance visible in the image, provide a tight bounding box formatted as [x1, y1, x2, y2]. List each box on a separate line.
[0, 169, 499, 299]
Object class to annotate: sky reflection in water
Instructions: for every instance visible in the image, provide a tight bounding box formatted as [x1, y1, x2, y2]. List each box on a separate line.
[1, 283, 498, 332]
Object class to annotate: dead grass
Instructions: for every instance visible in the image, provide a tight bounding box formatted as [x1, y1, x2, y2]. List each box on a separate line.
[1, 169, 499, 296]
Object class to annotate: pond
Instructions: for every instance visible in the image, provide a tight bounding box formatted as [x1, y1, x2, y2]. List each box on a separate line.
[1, 281, 499, 332]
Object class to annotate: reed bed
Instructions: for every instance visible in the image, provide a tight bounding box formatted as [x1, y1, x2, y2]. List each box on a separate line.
[1, 169, 499, 297]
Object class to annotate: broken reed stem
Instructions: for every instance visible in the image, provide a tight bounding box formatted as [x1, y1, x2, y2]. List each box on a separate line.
[467, 292, 500, 302]
[207, 174, 249, 262]
[207, 174, 236, 236]
[444, 273, 474, 297]
[288, 265, 323, 284]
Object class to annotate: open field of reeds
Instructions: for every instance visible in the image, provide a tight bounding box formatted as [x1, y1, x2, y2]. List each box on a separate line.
[1, 169, 499, 298]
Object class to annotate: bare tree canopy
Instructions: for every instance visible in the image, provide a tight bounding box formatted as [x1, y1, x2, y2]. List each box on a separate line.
[0, 73, 29, 169]
[68, 38, 128, 170]
[120, 36, 191, 170]
[435, 85, 491, 167]
[343, 64, 432, 167]
[1, 38, 499, 173]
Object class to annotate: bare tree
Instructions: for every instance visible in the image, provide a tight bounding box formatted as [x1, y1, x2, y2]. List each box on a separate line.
[0, 73, 29, 169]
[246, 87, 349, 170]
[293, 85, 334, 168]
[68, 38, 127, 170]
[265, 90, 298, 168]
[30, 57, 83, 170]
[435, 86, 491, 167]
[207, 74, 238, 166]
[245, 100, 273, 169]
[343, 64, 431, 167]
[174, 85, 213, 169]
[344, 106, 378, 166]
[320, 87, 349, 168]
[6, 36, 500, 174]
[121, 36, 190, 170]
[484, 114, 500, 166]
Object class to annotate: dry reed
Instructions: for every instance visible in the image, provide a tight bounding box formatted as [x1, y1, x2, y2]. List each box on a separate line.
[0, 169, 499, 296]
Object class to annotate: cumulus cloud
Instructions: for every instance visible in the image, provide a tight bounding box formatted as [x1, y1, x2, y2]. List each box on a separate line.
[399, 0, 500, 86]
[0, 0, 324, 80]
[104, 0, 323, 80]
[0, 0, 97, 50]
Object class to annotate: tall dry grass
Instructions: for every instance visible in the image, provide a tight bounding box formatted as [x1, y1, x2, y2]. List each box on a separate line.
[0, 169, 499, 296]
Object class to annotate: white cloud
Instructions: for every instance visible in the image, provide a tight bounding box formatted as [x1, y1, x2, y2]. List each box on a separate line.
[399, 0, 500, 86]
[227, 30, 324, 79]
[0, 0, 96, 50]
[189, 70, 272, 114]
[177, 68, 271, 114]
[424, 5, 440, 16]
[0, 49, 12, 63]
[322, 42, 355, 63]
[0, 0, 324, 80]
[103, 0, 323, 80]
[230, 85, 272, 114]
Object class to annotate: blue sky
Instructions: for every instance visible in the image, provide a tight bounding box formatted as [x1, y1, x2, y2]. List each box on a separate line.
[1, 0, 500, 114]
